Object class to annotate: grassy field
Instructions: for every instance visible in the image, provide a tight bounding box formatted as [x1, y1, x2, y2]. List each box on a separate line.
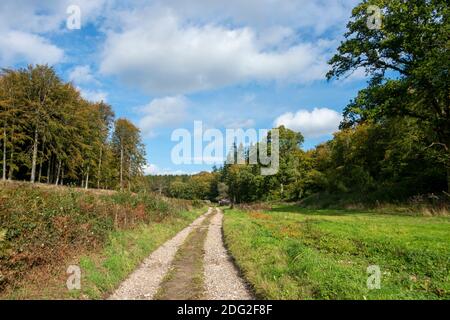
[0, 181, 206, 299]
[223, 205, 450, 300]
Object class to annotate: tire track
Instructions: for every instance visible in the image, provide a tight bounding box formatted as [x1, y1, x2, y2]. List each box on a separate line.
[203, 208, 253, 300]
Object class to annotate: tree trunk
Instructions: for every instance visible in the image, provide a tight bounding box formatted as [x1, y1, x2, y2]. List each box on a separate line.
[97, 146, 103, 189]
[8, 146, 14, 181]
[47, 156, 52, 184]
[120, 145, 124, 191]
[38, 138, 46, 183]
[61, 167, 64, 186]
[2, 126, 6, 181]
[30, 127, 39, 183]
[54, 159, 61, 186]
[447, 165, 450, 193]
[81, 163, 84, 187]
[445, 139, 450, 192]
[7, 125, 15, 181]
[85, 165, 90, 189]
[38, 162, 42, 183]
[128, 158, 132, 192]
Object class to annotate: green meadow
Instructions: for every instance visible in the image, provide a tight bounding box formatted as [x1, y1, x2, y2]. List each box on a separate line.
[223, 205, 450, 300]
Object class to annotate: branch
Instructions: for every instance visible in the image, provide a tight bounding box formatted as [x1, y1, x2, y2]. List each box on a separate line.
[426, 142, 449, 151]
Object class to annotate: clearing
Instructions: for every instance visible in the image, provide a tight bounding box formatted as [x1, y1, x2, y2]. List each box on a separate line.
[222, 205, 450, 300]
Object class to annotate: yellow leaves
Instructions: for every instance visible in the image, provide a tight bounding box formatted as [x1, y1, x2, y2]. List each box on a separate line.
[0, 228, 6, 242]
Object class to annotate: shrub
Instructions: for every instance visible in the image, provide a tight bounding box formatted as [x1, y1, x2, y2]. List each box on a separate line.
[0, 182, 196, 291]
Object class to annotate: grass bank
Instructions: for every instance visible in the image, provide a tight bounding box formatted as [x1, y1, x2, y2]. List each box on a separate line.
[300, 191, 449, 216]
[223, 205, 450, 300]
[0, 181, 206, 299]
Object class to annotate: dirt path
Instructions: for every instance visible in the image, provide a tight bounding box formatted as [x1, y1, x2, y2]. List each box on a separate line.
[109, 208, 213, 300]
[154, 213, 213, 299]
[109, 207, 252, 300]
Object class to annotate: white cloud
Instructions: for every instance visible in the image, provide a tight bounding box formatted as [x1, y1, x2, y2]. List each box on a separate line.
[153, 0, 359, 34]
[70, 66, 106, 103]
[68, 65, 98, 84]
[69, 66, 107, 103]
[0, 0, 107, 33]
[138, 95, 189, 137]
[0, 1, 357, 91]
[0, 31, 64, 66]
[274, 108, 342, 138]
[242, 93, 256, 104]
[0, 0, 107, 66]
[223, 118, 256, 129]
[335, 67, 368, 85]
[100, 10, 332, 95]
[256, 26, 294, 49]
[78, 87, 108, 102]
[144, 164, 159, 175]
[144, 163, 196, 176]
[206, 110, 256, 130]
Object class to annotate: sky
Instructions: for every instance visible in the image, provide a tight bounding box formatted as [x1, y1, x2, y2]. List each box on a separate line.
[0, 0, 369, 175]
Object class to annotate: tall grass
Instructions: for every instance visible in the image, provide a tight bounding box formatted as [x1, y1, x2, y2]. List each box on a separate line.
[0, 182, 203, 293]
[300, 191, 449, 216]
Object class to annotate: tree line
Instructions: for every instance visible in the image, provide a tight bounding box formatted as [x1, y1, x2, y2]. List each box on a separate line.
[147, 172, 218, 200]
[0, 65, 146, 190]
[148, 0, 449, 205]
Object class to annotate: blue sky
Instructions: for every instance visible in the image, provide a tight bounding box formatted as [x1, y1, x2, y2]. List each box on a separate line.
[0, 0, 368, 175]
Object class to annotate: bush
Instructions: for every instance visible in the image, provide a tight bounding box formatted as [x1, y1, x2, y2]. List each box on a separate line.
[0, 182, 196, 291]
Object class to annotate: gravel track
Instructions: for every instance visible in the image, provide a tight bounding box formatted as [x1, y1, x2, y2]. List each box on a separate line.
[109, 207, 213, 300]
[203, 208, 253, 300]
[109, 207, 252, 300]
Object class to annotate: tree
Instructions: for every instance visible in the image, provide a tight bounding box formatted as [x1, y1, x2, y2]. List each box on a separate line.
[15, 65, 63, 183]
[95, 102, 115, 189]
[327, 0, 450, 191]
[112, 118, 146, 191]
[216, 182, 229, 201]
[0, 69, 27, 181]
[0, 64, 143, 191]
[169, 180, 193, 199]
